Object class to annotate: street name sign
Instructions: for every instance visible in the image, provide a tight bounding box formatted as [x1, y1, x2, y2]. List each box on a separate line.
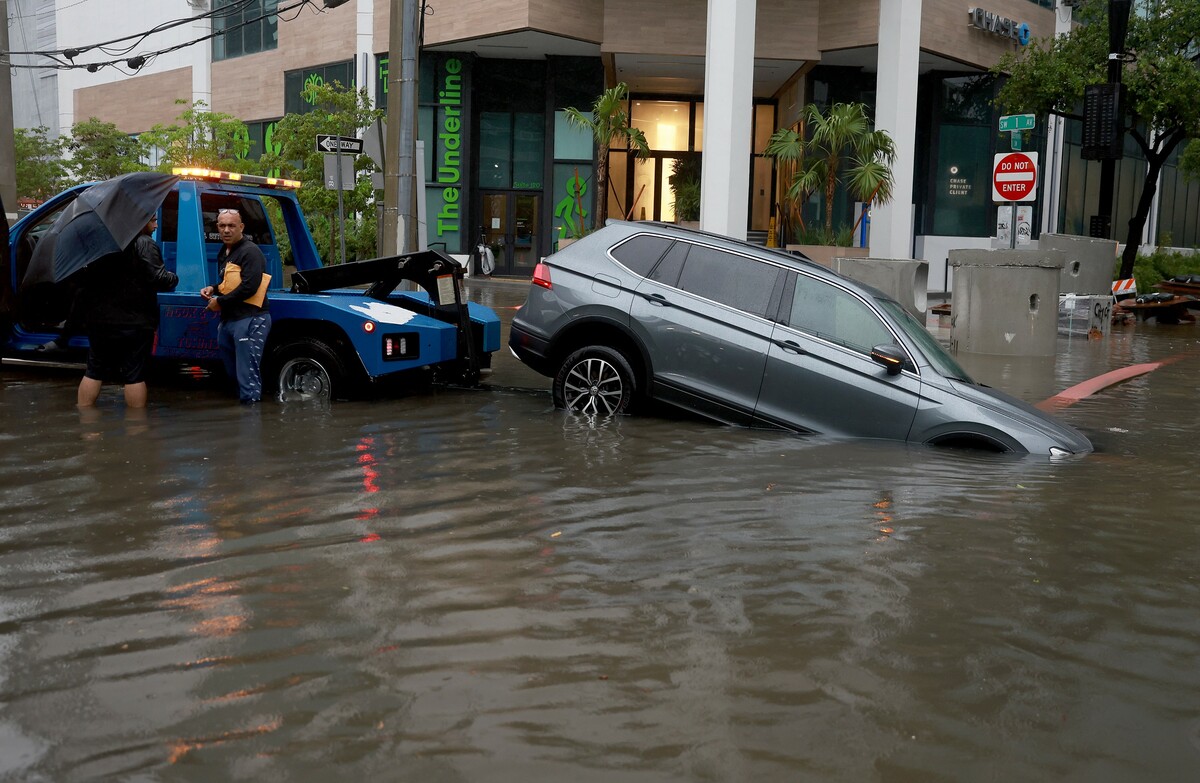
[316, 134, 364, 154]
[992, 151, 1038, 202]
[998, 114, 1036, 132]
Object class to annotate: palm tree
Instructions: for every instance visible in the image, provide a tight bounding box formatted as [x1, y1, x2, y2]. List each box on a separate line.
[765, 102, 896, 242]
[563, 83, 651, 227]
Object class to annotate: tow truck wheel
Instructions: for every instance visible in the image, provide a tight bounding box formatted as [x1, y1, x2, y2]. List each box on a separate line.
[552, 345, 636, 417]
[271, 337, 348, 402]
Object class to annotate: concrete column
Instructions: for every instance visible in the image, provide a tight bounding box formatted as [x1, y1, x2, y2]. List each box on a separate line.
[1041, 2, 1075, 236]
[699, 0, 755, 241]
[191, 6, 211, 108]
[948, 248, 1066, 356]
[870, 0, 922, 259]
[357, 0, 374, 102]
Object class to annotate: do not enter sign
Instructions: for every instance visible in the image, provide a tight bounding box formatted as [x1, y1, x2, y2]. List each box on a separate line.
[992, 151, 1038, 202]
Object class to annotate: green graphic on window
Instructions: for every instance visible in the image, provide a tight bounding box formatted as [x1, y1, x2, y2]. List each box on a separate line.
[554, 174, 588, 239]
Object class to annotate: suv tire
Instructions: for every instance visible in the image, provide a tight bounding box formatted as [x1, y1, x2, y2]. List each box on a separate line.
[552, 345, 636, 417]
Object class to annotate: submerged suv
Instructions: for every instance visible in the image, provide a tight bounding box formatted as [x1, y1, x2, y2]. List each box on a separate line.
[509, 222, 1092, 456]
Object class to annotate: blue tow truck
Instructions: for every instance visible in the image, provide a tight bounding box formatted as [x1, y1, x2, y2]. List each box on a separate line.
[1, 168, 500, 400]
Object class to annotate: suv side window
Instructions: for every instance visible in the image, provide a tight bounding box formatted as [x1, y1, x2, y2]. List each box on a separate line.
[610, 235, 672, 277]
[676, 244, 780, 318]
[788, 272, 893, 354]
[648, 241, 688, 286]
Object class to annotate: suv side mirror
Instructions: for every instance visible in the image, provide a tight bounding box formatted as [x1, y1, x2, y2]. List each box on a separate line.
[870, 344, 908, 375]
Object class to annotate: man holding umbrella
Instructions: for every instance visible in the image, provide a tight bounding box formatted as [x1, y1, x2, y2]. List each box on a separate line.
[22, 171, 180, 408]
[76, 214, 178, 408]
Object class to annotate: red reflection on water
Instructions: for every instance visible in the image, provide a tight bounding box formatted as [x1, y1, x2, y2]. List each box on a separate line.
[360, 532, 381, 543]
[357, 438, 380, 493]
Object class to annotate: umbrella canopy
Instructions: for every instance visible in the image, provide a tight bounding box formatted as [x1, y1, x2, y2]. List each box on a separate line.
[23, 171, 178, 288]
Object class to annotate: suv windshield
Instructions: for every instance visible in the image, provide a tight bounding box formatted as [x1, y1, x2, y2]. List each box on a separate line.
[877, 299, 975, 383]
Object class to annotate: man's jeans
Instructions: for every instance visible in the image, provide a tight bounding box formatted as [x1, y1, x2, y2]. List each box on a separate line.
[217, 313, 272, 403]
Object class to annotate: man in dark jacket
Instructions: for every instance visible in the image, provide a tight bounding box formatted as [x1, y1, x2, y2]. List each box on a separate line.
[77, 216, 179, 408]
[201, 208, 271, 403]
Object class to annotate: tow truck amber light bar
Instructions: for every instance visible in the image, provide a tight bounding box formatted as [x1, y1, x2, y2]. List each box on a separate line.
[172, 167, 301, 190]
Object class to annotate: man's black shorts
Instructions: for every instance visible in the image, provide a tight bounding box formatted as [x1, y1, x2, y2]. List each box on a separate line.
[85, 328, 155, 384]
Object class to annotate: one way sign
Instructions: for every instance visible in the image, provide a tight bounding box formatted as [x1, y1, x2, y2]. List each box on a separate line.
[315, 134, 363, 154]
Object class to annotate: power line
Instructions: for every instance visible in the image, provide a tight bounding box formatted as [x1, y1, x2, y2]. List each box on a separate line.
[6, 0, 255, 57]
[7, 0, 321, 73]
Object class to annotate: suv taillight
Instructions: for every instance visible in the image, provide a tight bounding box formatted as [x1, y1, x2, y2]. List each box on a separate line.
[532, 262, 552, 290]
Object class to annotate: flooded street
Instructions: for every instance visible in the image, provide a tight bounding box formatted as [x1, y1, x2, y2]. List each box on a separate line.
[2, 281, 1199, 781]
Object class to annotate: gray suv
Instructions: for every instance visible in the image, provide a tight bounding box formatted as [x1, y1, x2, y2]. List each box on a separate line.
[509, 222, 1092, 456]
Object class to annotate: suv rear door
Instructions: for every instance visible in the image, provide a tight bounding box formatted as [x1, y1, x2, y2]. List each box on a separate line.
[630, 240, 783, 425]
[754, 270, 921, 439]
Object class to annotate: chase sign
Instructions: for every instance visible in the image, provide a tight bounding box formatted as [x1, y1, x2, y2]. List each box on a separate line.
[968, 7, 1031, 46]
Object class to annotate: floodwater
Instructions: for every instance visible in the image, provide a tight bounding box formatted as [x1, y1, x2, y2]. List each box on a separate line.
[1, 282, 1198, 782]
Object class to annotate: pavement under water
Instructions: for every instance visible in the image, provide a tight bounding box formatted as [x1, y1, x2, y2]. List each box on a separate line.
[1, 281, 1198, 781]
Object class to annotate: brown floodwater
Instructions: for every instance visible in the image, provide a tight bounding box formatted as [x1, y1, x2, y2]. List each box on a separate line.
[1, 281, 1198, 782]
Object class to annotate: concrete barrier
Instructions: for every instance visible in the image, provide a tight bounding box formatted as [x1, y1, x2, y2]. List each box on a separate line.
[1040, 233, 1118, 295]
[948, 248, 1066, 356]
[828, 257, 929, 319]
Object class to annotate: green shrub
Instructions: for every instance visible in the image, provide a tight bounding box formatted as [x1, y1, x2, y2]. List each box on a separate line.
[1125, 248, 1200, 288]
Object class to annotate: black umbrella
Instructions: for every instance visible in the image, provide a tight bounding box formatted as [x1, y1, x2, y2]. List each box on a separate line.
[23, 171, 178, 288]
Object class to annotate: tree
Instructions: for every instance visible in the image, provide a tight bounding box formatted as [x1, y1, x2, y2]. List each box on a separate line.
[261, 81, 383, 263]
[67, 118, 147, 182]
[139, 100, 255, 173]
[563, 82, 650, 226]
[994, 0, 1200, 279]
[14, 126, 68, 201]
[764, 102, 896, 242]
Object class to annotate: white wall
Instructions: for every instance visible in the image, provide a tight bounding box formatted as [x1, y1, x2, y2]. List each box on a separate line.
[10, 0, 59, 134]
[55, 0, 207, 132]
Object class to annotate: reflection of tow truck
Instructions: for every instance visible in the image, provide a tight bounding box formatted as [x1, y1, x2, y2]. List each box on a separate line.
[1, 168, 500, 400]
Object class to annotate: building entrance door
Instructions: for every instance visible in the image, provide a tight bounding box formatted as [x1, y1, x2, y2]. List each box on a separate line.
[480, 192, 542, 276]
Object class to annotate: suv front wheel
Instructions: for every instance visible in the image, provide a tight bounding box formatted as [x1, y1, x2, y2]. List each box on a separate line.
[552, 346, 636, 417]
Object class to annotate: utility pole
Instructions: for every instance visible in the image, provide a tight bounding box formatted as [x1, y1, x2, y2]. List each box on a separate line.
[382, 0, 419, 255]
[1088, 0, 1132, 240]
[1, 0, 19, 220]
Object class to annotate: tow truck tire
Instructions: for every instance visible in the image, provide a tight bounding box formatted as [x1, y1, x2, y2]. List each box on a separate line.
[270, 336, 350, 402]
[552, 345, 636, 417]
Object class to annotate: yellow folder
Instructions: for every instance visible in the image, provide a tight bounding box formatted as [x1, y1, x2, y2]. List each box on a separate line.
[218, 262, 271, 307]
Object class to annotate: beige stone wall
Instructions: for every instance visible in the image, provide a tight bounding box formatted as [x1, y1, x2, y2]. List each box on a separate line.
[818, 0, 879, 52]
[74, 68, 192, 134]
[922, 0, 1055, 69]
[601, 0, 817, 61]
[414, 0, 532, 47]
[211, 4, 358, 122]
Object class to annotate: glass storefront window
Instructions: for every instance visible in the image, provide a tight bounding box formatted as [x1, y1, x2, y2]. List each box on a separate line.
[284, 61, 354, 116]
[555, 112, 593, 159]
[552, 164, 591, 241]
[513, 113, 545, 190]
[631, 101, 690, 151]
[632, 156, 657, 220]
[695, 103, 704, 151]
[754, 104, 775, 153]
[479, 112, 544, 190]
[479, 112, 512, 189]
[608, 151, 628, 220]
[931, 125, 990, 236]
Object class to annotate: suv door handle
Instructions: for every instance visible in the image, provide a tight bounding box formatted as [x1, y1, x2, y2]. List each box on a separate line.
[774, 339, 805, 355]
[643, 292, 669, 306]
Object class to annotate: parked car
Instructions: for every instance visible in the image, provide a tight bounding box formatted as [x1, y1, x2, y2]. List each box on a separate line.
[508, 221, 1092, 456]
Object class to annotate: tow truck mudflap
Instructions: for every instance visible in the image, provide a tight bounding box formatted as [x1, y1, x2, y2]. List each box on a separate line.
[290, 249, 480, 381]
